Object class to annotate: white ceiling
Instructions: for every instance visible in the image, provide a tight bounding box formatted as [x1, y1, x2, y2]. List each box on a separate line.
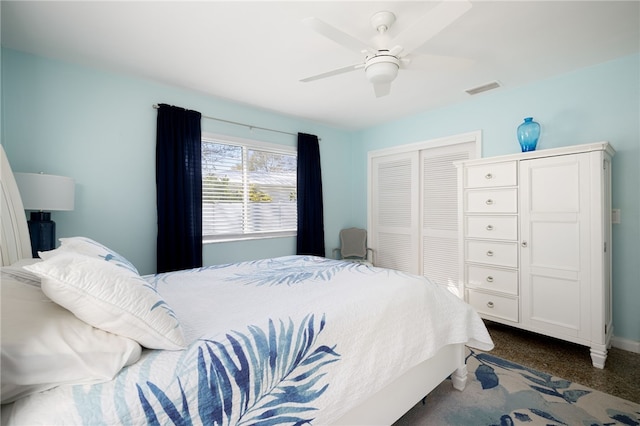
[2, 1, 639, 130]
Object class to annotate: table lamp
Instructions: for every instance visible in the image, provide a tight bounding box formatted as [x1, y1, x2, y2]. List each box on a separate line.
[14, 172, 75, 257]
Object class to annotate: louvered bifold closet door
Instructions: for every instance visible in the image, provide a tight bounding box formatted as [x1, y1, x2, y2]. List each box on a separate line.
[371, 152, 420, 274]
[421, 142, 475, 296]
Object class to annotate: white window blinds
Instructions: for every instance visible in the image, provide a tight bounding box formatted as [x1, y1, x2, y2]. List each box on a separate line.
[202, 137, 297, 242]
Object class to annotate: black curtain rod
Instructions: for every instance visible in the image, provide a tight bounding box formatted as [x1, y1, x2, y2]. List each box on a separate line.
[152, 104, 299, 138]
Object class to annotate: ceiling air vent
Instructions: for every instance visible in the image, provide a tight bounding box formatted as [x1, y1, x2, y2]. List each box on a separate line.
[465, 81, 501, 95]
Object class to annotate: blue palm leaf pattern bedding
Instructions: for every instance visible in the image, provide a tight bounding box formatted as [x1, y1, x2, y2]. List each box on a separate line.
[6, 256, 493, 425]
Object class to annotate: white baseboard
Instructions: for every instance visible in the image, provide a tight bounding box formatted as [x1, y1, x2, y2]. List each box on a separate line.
[611, 335, 640, 353]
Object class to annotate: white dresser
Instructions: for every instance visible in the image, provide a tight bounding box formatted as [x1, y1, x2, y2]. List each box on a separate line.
[456, 142, 615, 368]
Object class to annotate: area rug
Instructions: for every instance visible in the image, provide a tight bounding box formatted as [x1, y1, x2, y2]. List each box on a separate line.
[394, 349, 640, 426]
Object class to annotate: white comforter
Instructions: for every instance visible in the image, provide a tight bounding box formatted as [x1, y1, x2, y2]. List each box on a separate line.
[5, 256, 493, 425]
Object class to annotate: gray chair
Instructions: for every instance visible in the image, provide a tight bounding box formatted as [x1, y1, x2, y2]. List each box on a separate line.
[333, 227, 374, 265]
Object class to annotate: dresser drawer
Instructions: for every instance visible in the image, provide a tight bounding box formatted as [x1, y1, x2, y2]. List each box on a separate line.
[465, 188, 517, 213]
[465, 240, 518, 268]
[468, 290, 519, 322]
[465, 161, 517, 188]
[465, 215, 518, 240]
[466, 264, 518, 295]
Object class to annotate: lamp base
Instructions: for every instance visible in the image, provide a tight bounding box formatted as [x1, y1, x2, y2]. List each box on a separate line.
[28, 211, 56, 257]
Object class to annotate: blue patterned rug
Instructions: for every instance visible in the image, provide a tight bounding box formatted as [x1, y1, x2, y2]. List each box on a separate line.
[394, 349, 640, 426]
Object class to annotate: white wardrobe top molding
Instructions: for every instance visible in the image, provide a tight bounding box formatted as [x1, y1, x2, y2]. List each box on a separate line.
[456, 141, 615, 165]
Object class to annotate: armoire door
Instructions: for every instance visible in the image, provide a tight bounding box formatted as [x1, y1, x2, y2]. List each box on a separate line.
[519, 152, 592, 339]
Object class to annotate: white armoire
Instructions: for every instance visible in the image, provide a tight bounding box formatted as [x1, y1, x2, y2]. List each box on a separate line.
[455, 142, 615, 368]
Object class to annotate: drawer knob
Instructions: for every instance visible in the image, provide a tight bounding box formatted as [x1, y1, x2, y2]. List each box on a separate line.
[487, 301, 494, 308]
[485, 173, 493, 179]
[486, 225, 494, 231]
[521, 241, 528, 248]
[486, 276, 494, 282]
[485, 199, 494, 205]
[486, 250, 494, 257]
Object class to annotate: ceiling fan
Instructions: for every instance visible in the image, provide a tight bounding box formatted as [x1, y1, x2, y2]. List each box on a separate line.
[300, 1, 472, 97]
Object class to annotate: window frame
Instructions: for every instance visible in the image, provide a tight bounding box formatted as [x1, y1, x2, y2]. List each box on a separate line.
[201, 132, 297, 244]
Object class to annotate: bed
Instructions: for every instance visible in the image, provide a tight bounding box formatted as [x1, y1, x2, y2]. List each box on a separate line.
[0, 145, 494, 425]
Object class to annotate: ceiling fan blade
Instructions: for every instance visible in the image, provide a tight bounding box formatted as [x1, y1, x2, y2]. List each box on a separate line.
[300, 63, 363, 83]
[388, 45, 404, 57]
[392, 0, 472, 54]
[407, 53, 474, 72]
[373, 82, 391, 98]
[303, 17, 374, 54]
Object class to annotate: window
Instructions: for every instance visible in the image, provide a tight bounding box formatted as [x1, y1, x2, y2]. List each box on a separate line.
[202, 134, 297, 242]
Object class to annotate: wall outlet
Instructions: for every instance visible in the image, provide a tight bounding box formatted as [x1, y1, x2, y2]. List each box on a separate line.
[612, 209, 621, 224]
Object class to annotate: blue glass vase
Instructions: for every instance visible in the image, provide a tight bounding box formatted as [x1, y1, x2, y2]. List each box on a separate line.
[517, 117, 540, 152]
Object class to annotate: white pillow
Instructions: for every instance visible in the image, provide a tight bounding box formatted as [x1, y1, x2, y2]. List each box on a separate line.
[25, 254, 186, 350]
[0, 278, 141, 403]
[39, 236, 139, 274]
[1, 259, 42, 287]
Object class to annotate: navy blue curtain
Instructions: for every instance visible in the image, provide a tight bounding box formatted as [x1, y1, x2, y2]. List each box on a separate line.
[296, 133, 325, 257]
[156, 104, 203, 273]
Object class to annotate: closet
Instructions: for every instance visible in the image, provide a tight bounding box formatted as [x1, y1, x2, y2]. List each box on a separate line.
[368, 131, 480, 296]
[456, 142, 614, 368]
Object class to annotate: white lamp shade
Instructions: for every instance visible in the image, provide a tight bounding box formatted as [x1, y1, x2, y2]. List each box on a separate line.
[365, 56, 400, 85]
[14, 172, 75, 211]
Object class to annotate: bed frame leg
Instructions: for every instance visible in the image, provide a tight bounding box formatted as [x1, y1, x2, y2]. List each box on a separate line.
[451, 365, 468, 391]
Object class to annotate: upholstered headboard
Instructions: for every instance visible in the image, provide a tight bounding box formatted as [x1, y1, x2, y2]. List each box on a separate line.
[1, 145, 33, 266]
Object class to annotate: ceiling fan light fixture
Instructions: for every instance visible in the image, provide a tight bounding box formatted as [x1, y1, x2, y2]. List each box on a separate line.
[365, 55, 400, 84]
[302, 3, 472, 96]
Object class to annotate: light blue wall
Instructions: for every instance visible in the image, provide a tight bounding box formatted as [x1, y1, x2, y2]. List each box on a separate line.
[352, 54, 640, 342]
[2, 48, 638, 343]
[1, 48, 355, 275]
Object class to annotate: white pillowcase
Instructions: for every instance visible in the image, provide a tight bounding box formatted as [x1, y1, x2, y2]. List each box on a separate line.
[1, 259, 42, 287]
[25, 254, 186, 350]
[0, 277, 141, 403]
[39, 236, 139, 274]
